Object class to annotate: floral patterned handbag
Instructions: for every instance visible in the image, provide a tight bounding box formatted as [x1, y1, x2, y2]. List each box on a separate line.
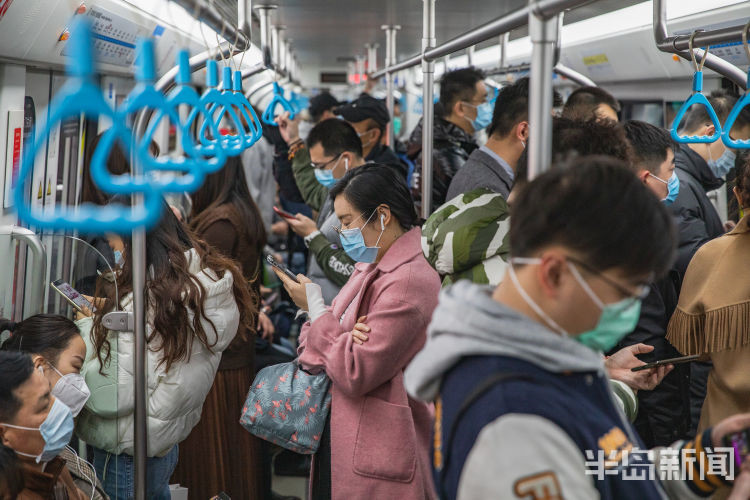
[240, 360, 332, 454]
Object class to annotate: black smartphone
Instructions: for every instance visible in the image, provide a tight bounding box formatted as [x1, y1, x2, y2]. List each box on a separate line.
[265, 254, 299, 283]
[723, 428, 750, 468]
[50, 279, 95, 312]
[630, 354, 701, 372]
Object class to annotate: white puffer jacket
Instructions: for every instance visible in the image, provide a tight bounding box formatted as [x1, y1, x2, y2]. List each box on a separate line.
[76, 248, 240, 457]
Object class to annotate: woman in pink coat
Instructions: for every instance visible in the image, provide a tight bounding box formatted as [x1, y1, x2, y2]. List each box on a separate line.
[275, 164, 441, 500]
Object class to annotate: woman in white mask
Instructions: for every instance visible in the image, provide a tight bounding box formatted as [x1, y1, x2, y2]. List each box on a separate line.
[1, 315, 90, 418]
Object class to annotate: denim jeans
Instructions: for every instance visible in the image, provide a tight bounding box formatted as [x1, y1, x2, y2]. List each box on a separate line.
[92, 445, 178, 500]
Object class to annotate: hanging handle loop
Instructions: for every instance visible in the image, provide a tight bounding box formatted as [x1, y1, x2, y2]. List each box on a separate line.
[721, 20, 750, 149]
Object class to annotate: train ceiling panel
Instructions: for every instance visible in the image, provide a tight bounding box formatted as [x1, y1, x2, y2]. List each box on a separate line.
[256, 0, 649, 69]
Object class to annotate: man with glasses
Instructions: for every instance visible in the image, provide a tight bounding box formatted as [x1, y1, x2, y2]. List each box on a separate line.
[407, 67, 488, 213]
[406, 157, 750, 500]
[278, 117, 366, 302]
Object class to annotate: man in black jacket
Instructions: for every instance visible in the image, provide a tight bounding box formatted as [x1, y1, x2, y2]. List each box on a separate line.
[667, 91, 750, 442]
[407, 67, 488, 213]
[670, 91, 750, 277]
[335, 94, 406, 178]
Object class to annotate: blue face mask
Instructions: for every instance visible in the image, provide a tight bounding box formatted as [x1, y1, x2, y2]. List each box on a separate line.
[463, 101, 493, 131]
[339, 210, 385, 263]
[393, 117, 403, 137]
[314, 156, 347, 188]
[2, 395, 75, 463]
[113, 250, 123, 266]
[707, 146, 735, 179]
[650, 171, 680, 205]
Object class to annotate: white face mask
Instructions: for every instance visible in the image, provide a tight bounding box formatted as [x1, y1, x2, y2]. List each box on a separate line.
[48, 364, 90, 417]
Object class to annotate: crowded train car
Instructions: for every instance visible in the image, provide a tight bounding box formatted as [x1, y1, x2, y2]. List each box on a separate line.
[1, 0, 750, 498]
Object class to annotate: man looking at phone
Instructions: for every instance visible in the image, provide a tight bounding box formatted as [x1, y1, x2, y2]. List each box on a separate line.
[276, 115, 366, 302]
[406, 157, 750, 500]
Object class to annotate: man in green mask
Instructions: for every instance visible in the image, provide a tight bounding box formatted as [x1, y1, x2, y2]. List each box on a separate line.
[405, 156, 750, 500]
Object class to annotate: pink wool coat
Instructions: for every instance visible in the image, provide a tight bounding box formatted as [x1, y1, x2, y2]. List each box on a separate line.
[298, 227, 440, 500]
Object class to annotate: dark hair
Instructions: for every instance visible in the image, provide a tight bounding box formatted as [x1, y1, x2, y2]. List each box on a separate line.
[735, 151, 750, 210]
[0, 445, 24, 497]
[487, 78, 563, 138]
[1, 315, 80, 365]
[562, 86, 621, 121]
[306, 118, 363, 159]
[439, 67, 485, 118]
[80, 132, 159, 206]
[92, 201, 254, 373]
[677, 90, 749, 134]
[0, 351, 34, 422]
[552, 117, 634, 168]
[189, 155, 268, 271]
[623, 120, 676, 174]
[329, 163, 418, 231]
[511, 156, 675, 278]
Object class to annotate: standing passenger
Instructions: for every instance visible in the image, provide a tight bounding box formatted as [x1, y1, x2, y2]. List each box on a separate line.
[167, 156, 269, 500]
[75, 204, 254, 500]
[274, 165, 440, 499]
[561, 86, 620, 122]
[407, 67, 487, 213]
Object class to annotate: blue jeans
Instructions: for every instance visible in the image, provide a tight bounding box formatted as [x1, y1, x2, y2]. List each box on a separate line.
[92, 445, 178, 500]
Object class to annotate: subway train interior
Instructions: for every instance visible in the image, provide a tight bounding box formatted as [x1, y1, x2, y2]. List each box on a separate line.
[1, 0, 750, 499]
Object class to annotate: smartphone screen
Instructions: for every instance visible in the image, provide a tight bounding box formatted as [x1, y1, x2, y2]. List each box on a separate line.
[265, 254, 299, 283]
[51, 279, 94, 312]
[724, 429, 750, 467]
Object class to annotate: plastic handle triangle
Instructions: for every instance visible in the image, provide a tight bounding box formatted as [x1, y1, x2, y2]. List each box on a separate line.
[262, 82, 296, 126]
[722, 70, 750, 149]
[13, 19, 163, 233]
[670, 73, 722, 144]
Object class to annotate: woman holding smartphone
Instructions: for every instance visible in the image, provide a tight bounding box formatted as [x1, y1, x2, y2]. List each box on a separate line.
[274, 164, 441, 499]
[75, 202, 254, 500]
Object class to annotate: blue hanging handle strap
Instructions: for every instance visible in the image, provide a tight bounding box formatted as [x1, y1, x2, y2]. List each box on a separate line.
[199, 60, 247, 156]
[722, 22, 750, 149]
[670, 31, 722, 144]
[262, 82, 296, 126]
[124, 39, 206, 193]
[13, 17, 163, 234]
[164, 49, 227, 173]
[229, 69, 262, 148]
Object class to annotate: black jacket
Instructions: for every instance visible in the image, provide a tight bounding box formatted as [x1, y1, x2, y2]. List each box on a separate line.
[670, 144, 724, 278]
[407, 116, 477, 213]
[612, 271, 692, 447]
[366, 143, 408, 179]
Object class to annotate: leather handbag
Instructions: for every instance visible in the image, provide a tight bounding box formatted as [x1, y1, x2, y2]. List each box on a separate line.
[240, 361, 332, 454]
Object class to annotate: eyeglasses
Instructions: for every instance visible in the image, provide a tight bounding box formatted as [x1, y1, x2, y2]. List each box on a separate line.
[310, 153, 341, 170]
[567, 256, 651, 304]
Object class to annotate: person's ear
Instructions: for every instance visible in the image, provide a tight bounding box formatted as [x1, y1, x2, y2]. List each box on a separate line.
[454, 100, 466, 118]
[537, 253, 565, 298]
[378, 205, 392, 228]
[0, 426, 9, 447]
[705, 124, 716, 137]
[638, 169, 651, 185]
[517, 121, 530, 142]
[31, 355, 46, 371]
[372, 128, 383, 144]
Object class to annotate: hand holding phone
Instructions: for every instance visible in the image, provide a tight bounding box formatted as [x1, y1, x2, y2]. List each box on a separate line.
[724, 429, 750, 468]
[50, 279, 95, 313]
[630, 354, 700, 372]
[265, 254, 299, 283]
[273, 206, 296, 220]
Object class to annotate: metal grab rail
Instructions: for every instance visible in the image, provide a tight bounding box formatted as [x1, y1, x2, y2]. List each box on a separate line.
[0, 226, 46, 317]
[653, 0, 747, 89]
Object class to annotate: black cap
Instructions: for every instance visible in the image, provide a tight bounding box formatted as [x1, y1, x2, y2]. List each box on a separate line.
[335, 94, 390, 127]
[309, 92, 340, 119]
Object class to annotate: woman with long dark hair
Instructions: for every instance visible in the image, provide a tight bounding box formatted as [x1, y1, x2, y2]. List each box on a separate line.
[75, 202, 254, 500]
[274, 164, 441, 499]
[167, 156, 268, 499]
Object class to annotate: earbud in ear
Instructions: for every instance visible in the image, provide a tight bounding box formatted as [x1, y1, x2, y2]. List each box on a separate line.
[380, 213, 385, 230]
[344, 157, 349, 171]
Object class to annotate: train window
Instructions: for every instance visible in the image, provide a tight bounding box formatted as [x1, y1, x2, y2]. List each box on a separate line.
[620, 100, 665, 127]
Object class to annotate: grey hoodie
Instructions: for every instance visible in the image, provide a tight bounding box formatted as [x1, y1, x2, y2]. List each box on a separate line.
[404, 280, 606, 402]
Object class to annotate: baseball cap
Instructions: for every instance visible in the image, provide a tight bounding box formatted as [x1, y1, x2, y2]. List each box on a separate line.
[335, 94, 390, 127]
